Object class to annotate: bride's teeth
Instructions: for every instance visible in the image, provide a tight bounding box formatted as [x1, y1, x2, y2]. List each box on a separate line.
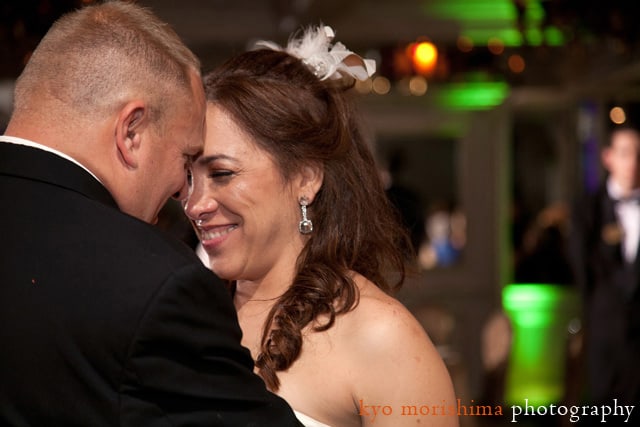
[202, 225, 237, 240]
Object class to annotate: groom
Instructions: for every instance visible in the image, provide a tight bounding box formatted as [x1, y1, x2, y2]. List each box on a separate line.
[0, 2, 299, 426]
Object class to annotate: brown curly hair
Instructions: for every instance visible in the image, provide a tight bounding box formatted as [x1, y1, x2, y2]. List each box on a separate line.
[203, 47, 413, 390]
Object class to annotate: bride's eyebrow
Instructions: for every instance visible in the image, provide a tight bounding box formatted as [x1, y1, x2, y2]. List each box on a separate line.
[196, 154, 238, 166]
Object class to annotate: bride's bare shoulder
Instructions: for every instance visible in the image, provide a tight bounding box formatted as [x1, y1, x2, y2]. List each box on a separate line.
[339, 274, 457, 426]
[341, 274, 432, 351]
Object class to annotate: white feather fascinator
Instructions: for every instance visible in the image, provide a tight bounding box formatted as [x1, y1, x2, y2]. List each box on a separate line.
[254, 25, 376, 82]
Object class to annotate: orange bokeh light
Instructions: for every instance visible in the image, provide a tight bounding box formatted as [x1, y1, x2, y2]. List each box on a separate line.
[408, 41, 438, 74]
[508, 54, 525, 73]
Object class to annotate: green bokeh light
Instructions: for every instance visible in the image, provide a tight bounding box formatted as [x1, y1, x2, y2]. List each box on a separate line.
[544, 26, 565, 46]
[525, 28, 544, 46]
[524, 0, 545, 23]
[433, 80, 510, 110]
[422, 0, 564, 47]
[425, 0, 517, 22]
[461, 28, 523, 46]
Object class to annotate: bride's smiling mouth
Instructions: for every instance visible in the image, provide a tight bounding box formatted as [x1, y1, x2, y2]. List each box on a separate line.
[199, 224, 239, 249]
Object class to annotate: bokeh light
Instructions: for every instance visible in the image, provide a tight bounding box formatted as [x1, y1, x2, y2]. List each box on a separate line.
[409, 41, 438, 74]
[508, 54, 526, 73]
[409, 75, 428, 96]
[488, 37, 505, 55]
[372, 76, 391, 95]
[609, 106, 626, 124]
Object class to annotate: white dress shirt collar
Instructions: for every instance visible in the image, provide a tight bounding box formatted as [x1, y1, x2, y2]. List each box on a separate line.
[607, 177, 640, 263]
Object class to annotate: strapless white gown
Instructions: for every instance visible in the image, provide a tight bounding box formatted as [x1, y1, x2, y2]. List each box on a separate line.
[294, 410, 332, 427]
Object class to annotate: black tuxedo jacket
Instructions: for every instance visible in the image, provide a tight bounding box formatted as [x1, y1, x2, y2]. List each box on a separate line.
[0, 142, 300, 426]
[569, 184, 640, 404]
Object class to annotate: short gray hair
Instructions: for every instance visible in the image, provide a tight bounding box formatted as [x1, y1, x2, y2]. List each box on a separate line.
[13, 0, 200, 124]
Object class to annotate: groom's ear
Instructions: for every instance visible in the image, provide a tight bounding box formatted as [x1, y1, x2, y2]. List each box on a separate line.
[115, 101, 146, 169]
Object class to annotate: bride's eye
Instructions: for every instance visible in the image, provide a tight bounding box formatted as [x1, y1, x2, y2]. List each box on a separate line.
[209, 170, 234, 181]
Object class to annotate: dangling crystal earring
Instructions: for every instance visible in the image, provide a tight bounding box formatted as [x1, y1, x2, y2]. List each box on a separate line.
[298, 196, 313, 234]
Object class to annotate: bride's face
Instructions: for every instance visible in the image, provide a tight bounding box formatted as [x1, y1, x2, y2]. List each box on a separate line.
[184, 104, 304, 282]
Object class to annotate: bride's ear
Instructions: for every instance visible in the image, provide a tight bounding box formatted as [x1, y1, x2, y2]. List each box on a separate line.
[296, 163, 324, 204]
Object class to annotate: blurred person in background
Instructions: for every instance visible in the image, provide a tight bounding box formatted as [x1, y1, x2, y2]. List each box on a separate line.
[569, 124, 640, 411]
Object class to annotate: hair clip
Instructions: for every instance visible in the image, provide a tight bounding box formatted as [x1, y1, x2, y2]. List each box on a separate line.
[255, 25, 376, 82]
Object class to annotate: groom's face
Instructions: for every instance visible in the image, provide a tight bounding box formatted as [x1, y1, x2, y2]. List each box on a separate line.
[133, 72, 206, 224]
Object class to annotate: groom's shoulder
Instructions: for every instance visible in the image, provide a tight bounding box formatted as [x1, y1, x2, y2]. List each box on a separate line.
[91, 201, 204, 275]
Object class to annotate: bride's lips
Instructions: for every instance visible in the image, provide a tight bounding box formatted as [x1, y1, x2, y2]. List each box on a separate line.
[198, 224, 238, 249]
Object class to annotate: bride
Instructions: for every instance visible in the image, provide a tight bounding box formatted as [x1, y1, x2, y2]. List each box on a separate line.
[185, 25, 457, 427]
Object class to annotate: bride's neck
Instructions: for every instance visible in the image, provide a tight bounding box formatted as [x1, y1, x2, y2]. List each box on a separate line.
[233, 255, 300, 310]
[234, 277, 290, 311]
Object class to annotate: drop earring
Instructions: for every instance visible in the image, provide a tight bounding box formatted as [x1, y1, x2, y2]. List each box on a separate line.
[298, 196, 313, 234]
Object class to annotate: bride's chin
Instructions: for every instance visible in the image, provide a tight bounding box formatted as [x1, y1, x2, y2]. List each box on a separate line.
[209, 264, 233, 281]
[215, 272, 233, 281]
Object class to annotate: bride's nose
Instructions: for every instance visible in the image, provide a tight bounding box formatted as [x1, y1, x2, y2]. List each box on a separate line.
[183, 183, 218, 223]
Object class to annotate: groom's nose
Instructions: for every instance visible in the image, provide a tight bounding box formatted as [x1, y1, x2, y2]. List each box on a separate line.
[172, 174, 190, 202]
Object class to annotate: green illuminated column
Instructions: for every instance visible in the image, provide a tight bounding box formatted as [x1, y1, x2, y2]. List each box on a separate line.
[502, 284, 580, 406]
